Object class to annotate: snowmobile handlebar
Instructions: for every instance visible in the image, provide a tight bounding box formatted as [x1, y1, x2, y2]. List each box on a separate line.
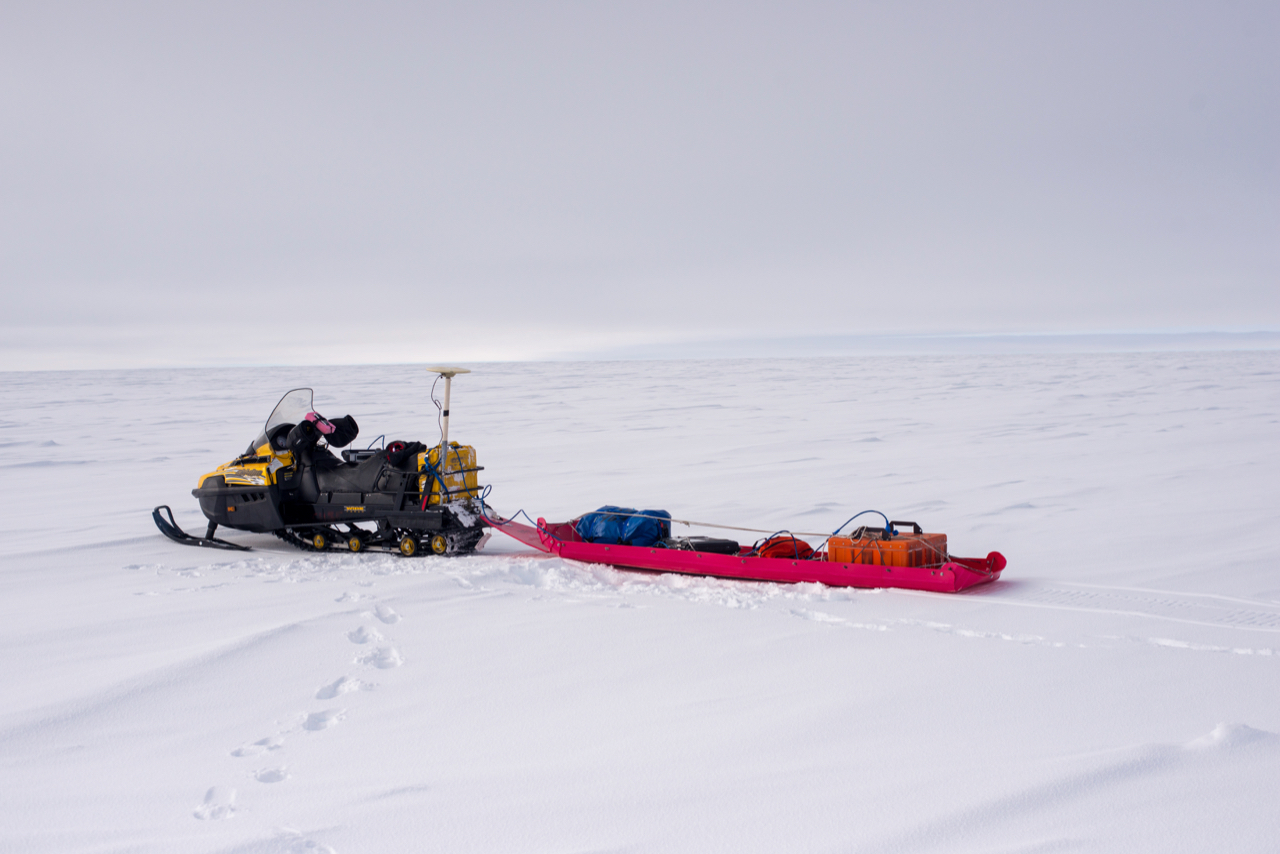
[305, 412, 335, 434]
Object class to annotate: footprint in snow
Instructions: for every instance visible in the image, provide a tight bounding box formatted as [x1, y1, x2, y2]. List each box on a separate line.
[304, 709, 345, 731]
[374, 604, 401, 624]
[192, 786, 236, 820]
[271, 828, 337, 853]
[791, 608, 846, 624]
[255, 767, 290, 783]
[346, 625, 383, 644]
[358, 646, 403, 669]
[315, 675, 373, 700]
[231, 735, 284, 757]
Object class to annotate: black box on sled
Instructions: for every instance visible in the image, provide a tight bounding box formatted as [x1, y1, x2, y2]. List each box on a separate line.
[665, 536, 740, 555]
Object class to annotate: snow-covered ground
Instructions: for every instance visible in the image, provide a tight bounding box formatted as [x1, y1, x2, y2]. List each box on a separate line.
[2, 352, 1278, 853]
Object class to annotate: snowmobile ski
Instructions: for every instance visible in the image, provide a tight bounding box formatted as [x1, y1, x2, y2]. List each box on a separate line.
[153, 505, 252, 551]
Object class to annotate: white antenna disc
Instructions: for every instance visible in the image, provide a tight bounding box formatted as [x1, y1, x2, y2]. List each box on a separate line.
[425, 365, 471, 377]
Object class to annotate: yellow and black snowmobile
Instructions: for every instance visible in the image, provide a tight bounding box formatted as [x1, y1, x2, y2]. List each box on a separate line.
[153, 368, 488, 556]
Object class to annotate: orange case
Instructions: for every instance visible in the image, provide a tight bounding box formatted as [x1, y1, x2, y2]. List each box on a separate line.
[827, 532, 948, 567]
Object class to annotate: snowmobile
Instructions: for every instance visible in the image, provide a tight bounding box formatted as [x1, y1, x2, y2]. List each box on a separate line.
[153, 368, 488, 556]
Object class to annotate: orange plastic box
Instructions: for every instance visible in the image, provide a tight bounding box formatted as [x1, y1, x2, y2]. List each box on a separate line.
[827, 531, 948, 567]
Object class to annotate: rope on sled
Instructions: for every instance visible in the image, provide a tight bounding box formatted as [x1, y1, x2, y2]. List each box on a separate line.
[482, 504, 962, 566]
[481, 505, 813, 538]
[482, 504, 978, 571]
[669, 516, 833, 537]
[577, 508, 894, 539]
[485, 507, 919, 541]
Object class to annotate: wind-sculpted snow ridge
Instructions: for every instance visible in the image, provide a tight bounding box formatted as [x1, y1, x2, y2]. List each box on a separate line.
[861, 723, 1280, 854]
[1186, 722, 1279, 750]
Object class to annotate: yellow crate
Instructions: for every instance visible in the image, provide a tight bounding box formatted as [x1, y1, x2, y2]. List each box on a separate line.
[418, 443, 481, 505]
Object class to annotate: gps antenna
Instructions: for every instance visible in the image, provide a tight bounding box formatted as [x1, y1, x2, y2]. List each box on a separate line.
[425, 366, 470, 502]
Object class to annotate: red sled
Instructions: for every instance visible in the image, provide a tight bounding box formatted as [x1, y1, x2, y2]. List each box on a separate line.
[490, 516, 1005, 594]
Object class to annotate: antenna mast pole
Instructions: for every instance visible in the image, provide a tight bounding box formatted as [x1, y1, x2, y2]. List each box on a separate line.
[425, 366, 470, 503]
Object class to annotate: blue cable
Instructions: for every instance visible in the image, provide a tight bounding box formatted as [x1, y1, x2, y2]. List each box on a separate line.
[478, 503, 554, 539]
[831, 510, 891, 537]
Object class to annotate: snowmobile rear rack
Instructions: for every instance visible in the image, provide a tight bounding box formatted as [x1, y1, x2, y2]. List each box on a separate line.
[152, 505, 252, 551]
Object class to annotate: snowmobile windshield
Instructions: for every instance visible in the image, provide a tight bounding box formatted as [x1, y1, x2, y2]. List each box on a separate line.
[248, 388, 314, 454]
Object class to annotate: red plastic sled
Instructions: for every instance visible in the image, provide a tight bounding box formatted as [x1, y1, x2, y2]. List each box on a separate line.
[490, 517, 1005, 593]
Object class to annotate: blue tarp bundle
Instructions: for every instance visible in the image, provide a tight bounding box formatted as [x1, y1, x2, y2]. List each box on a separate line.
[574, 506, 672, 547]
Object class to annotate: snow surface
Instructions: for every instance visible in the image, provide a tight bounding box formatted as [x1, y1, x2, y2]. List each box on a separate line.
[1, 353, 1278, 853]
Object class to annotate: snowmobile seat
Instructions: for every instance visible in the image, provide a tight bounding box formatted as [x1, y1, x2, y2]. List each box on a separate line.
[314, 451, 397, 495]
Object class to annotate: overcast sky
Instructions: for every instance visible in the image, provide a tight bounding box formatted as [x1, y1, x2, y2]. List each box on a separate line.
[2, 1, 1276, 368]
